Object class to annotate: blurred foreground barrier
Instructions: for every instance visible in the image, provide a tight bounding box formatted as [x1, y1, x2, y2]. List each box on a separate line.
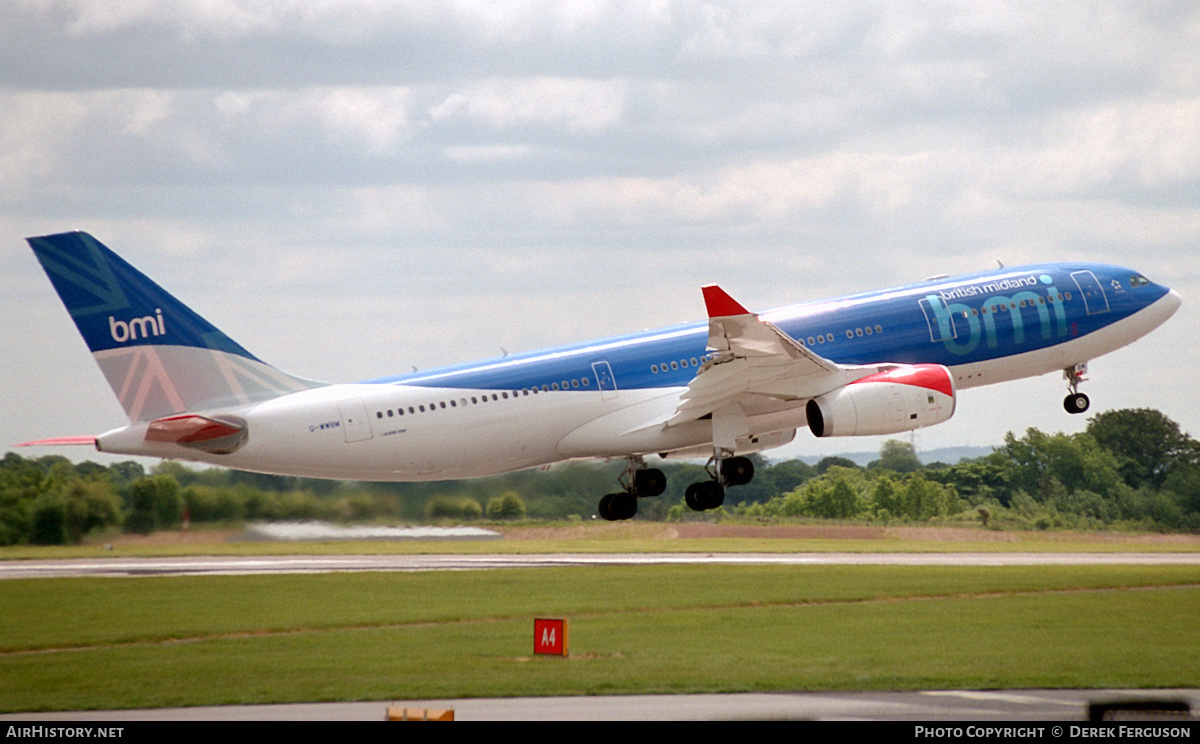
[1088, 698, 1191, 721]
[386, 706, 455, 721]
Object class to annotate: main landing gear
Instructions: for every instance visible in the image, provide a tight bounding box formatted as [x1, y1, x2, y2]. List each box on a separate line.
[684, 452, 754, 513]
[596, 452, 757, 520]
[597, 457, 666, 521]
[1063, 363, 1090, 414]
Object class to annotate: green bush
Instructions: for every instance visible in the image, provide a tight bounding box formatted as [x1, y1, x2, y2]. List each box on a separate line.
[30, 495, 66, 545]
[425, 496, 483, 521]
[61, 478, 122, 543]
[123, 510, 156, 536]
[485, 491, 526, 520]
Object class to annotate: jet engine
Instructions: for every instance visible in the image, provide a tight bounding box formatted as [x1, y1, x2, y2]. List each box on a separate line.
[806, 364, 956, 438]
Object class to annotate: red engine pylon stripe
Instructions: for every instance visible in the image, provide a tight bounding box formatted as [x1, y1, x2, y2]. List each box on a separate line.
[850, 364, 953, 398]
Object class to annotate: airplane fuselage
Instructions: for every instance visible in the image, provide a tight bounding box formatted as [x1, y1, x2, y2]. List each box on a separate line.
[93, 261, 1179, 481]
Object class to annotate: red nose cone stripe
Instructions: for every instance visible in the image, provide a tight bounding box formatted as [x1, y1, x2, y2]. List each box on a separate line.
[702, 284, 752, 318]
[850, 364, 954, 398]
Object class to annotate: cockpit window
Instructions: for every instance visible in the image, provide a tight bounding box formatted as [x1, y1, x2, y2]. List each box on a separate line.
[1130, 275, 1150, 287]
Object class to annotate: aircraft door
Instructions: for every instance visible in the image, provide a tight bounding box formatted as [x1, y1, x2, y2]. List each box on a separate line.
[919, 297, 963, 342]
[1070, 271, 1110, 315]
[337, 398, 374, 443]
[592, 361, 618, 400]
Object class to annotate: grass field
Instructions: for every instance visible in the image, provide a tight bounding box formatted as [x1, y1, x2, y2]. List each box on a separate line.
[2, 557, 1199, 712]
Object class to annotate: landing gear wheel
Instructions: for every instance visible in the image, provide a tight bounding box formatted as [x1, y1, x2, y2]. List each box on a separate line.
[633, 468, 667, 497]
[719, 456, 755, 487]
[617, 492, 638, 519]
[699, 480, 725, 510]
[1064, 393, 1090, 414]
[684, 480, 725, 511]
[618, 457, 667, 498]
[598, 492, 637, 521]
[1062, 363, 1090, 415]
[598, 493, 616, 521]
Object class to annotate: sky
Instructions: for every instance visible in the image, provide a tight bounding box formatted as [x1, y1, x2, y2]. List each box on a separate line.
[2, 0, 1199, 469]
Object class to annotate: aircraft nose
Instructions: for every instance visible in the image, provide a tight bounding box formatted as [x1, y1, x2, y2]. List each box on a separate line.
[1164, 288, 1182, 314]
[1154, 288, 1183, 325]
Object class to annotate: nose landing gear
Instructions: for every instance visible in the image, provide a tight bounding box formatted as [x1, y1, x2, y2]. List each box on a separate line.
[1063, 363, 1090, 414]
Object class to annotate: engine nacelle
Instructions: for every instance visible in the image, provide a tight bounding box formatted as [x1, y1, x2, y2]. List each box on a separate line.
[806, 364, 956, 437]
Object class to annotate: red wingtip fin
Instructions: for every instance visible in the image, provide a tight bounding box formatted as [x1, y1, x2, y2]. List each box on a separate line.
[702, 284, 752, 318]
[16, 436, 98, 447]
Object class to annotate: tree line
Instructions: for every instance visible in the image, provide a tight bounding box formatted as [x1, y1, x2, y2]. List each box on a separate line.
[2, 408, 1198, 544]
[738, 408, 1200, 530]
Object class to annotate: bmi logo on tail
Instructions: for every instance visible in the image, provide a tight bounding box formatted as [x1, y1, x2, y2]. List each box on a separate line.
[109, 309, 165, 343]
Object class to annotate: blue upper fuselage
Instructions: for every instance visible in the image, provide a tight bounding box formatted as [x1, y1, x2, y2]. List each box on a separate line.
[365, 263, 1172, 394]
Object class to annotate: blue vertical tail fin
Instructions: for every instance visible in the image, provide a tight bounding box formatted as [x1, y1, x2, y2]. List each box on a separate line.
[28, 231, 325, 422]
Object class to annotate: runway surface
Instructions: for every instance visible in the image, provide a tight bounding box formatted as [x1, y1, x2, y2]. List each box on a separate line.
[4, 690, 1198, 721]
[4, 551, 1200, 579]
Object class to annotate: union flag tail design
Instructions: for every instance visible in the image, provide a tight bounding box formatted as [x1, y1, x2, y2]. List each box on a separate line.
[27, 231, 325, 422]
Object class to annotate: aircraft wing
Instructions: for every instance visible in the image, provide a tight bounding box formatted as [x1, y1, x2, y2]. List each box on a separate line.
[666, 285, 876, 426]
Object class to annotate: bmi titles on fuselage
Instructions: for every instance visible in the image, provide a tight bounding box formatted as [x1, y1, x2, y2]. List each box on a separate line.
[920, 273, 1073, 356]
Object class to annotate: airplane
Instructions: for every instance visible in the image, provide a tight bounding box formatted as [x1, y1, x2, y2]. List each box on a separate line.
[20, 231, 1181, 520]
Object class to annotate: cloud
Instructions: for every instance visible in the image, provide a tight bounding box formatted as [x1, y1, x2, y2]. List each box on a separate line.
[20, 0, 674, 47]
[0, 90, 190, 197]
[4, 0, 1200, 460]
[430, 78, 627, 132]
